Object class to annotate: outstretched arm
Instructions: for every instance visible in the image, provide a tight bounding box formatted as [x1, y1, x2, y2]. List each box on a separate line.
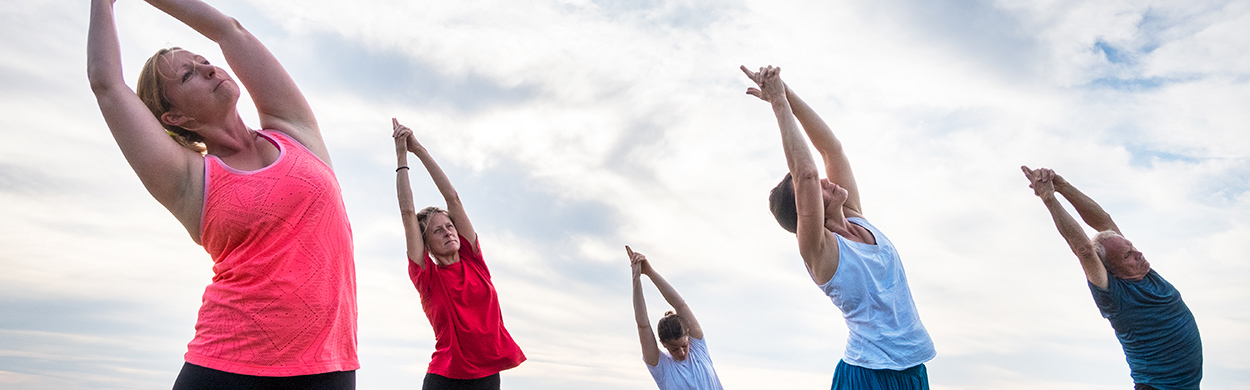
[631, 247, 704, 341]
[629, 246, 661, 366]
[783, 84, 862, 217]
[394, 124, 425, 267]
[395, 118, 478, 253]
[742, 65, 839, 283]
[1023, 166, 1108, 288]
[1052, 173, 1121, 235]
[143, 0, 329, 165]
[88, 0, 203, 240]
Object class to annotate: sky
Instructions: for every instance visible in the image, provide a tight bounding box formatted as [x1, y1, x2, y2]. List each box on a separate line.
[1, 0, 1248, 389]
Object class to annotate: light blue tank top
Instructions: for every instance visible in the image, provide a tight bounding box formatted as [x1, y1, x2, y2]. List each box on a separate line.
[820, 217, 935, 370]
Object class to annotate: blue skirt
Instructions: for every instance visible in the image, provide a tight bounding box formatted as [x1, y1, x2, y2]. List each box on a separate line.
[831, 359, 929, 390]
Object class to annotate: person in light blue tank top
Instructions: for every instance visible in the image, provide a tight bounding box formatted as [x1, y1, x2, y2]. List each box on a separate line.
[1022, 167, 1201, 390]
[741, 65, 934, 389]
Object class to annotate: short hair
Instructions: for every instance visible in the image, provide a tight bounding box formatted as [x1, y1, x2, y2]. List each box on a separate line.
[136, 47, 207, 154]
[656, 311, 688, 343]
[768, 173, 798, 234]
[1090, 230, 1122, 269]
[416, 206, 451, 240]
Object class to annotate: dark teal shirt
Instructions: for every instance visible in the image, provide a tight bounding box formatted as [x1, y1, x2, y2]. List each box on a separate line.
[1090, 269, 1202, 389]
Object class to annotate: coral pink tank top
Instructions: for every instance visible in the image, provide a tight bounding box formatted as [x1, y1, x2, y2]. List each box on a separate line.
[187, 130, 358, 376]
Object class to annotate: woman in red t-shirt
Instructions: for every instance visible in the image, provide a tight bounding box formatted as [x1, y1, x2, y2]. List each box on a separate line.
[392, 118, 526, 390]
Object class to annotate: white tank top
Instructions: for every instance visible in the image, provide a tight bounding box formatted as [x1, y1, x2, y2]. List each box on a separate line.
[820, 217, 935, 369]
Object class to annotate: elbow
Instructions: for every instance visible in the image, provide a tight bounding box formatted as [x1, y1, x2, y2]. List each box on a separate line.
[210, 17, 253, 44]
[792, 166, 820, 183]
[86, 66, 117, 96]
[399, 204, 417, 215]
[1073, 241, 1096, 259]
[444, 190, 464, 207]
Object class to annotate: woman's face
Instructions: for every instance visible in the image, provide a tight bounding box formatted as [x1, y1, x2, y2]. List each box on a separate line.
[820, 178, 849, 214]
[156, 50, 239, 126]
[661, 335, 691, 361]
[424, 212, 460, 257]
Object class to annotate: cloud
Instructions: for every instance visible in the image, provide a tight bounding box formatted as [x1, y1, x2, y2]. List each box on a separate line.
[2, 0, 1248, 389]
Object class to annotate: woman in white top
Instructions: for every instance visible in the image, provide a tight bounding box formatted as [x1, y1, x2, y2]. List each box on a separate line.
[742, 65, 934, 389]
[628, 246, 724, 390]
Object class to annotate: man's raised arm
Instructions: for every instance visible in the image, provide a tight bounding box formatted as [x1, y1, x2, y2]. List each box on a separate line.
[1023, 166, 1109, 289]
[1053, 173, 1121, 235]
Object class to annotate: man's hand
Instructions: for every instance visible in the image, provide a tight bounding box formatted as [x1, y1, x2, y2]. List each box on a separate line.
[1022, 165, 1056, 198]
[741, 65, 785, 103]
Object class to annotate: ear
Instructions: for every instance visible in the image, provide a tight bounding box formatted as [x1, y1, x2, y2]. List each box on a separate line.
[160, 111, 192, 128]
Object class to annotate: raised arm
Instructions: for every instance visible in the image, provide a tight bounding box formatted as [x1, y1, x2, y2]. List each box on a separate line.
[88, 0, 203, 241]
[394, 124, 425, 268]
[628, 246, 661, 367]
[1052, 172, 1121, 235]
[743, 65, 839, 283]
[143, 0, 329, 165]
[632, 249, 704, 341]
[784, 84, 862, 217]
[1023, 166, 1108, 288]
[395, 118, 478, 253]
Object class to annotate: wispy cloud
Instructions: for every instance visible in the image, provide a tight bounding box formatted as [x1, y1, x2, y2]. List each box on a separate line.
[2, 0, 1248, 389]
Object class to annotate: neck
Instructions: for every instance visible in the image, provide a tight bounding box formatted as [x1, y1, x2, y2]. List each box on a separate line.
[824, 206, 849, 233]
[432, 252, 459, 266]
[197, 110, 253, 157]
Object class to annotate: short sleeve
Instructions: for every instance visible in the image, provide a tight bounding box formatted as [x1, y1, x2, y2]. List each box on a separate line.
[408, 256, 429, 296]
[646, 352, 671, 384]
[459, 235, 490, 278]
[1089, 280, 1118, 319]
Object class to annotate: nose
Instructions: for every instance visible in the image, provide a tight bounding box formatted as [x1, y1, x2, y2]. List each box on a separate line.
[199, 63, 216, 78]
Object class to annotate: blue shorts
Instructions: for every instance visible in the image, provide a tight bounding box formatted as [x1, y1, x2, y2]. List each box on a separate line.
[831, 359, 929, 390]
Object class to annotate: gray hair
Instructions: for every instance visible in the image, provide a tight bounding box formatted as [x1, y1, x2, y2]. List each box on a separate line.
[1090, 230, 1122, 266]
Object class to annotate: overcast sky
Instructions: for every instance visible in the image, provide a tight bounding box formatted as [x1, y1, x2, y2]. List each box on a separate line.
[1, 0, 1248, 389]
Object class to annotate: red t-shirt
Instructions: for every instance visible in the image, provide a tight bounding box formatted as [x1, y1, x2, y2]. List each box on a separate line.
[409, 235, 525, 379]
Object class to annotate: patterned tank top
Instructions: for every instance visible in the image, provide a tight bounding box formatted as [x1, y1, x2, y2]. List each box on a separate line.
[186, 130, 358, 376]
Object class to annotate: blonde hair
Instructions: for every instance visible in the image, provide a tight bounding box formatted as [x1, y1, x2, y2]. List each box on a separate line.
[136, 47, 207, 154]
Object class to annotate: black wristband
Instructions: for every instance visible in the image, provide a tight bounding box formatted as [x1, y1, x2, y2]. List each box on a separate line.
[396, 166, 409, 172]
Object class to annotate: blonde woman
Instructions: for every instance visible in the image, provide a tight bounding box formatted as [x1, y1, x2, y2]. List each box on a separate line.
[88, 0, 356, 387]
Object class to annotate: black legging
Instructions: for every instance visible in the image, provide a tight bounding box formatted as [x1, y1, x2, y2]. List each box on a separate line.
[172, 362, 355, 390]
[422, 373, 500, 390]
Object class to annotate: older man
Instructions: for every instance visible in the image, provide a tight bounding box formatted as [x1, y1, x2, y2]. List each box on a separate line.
[1022, 166, 1202, 390]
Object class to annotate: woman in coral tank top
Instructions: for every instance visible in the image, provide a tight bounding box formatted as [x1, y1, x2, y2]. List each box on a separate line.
[392, 118, 526, 390]
[87, 0, 357, 387]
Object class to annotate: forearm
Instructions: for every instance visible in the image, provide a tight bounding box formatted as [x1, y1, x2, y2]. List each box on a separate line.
[645, 269, 688, 311]
[396, 152, 415, 215]
[144, 0, 243, 42]
[1056, 182, 1118, 233]
[633, 276, 661, 364]
[411, 147, 460, 206]
[774, 99, 819, 177]
[87, 0, 125, 92]
[784, 85, 843, 156]
[632, 277, 650, 328]
[1043, 196, 1097, 259]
